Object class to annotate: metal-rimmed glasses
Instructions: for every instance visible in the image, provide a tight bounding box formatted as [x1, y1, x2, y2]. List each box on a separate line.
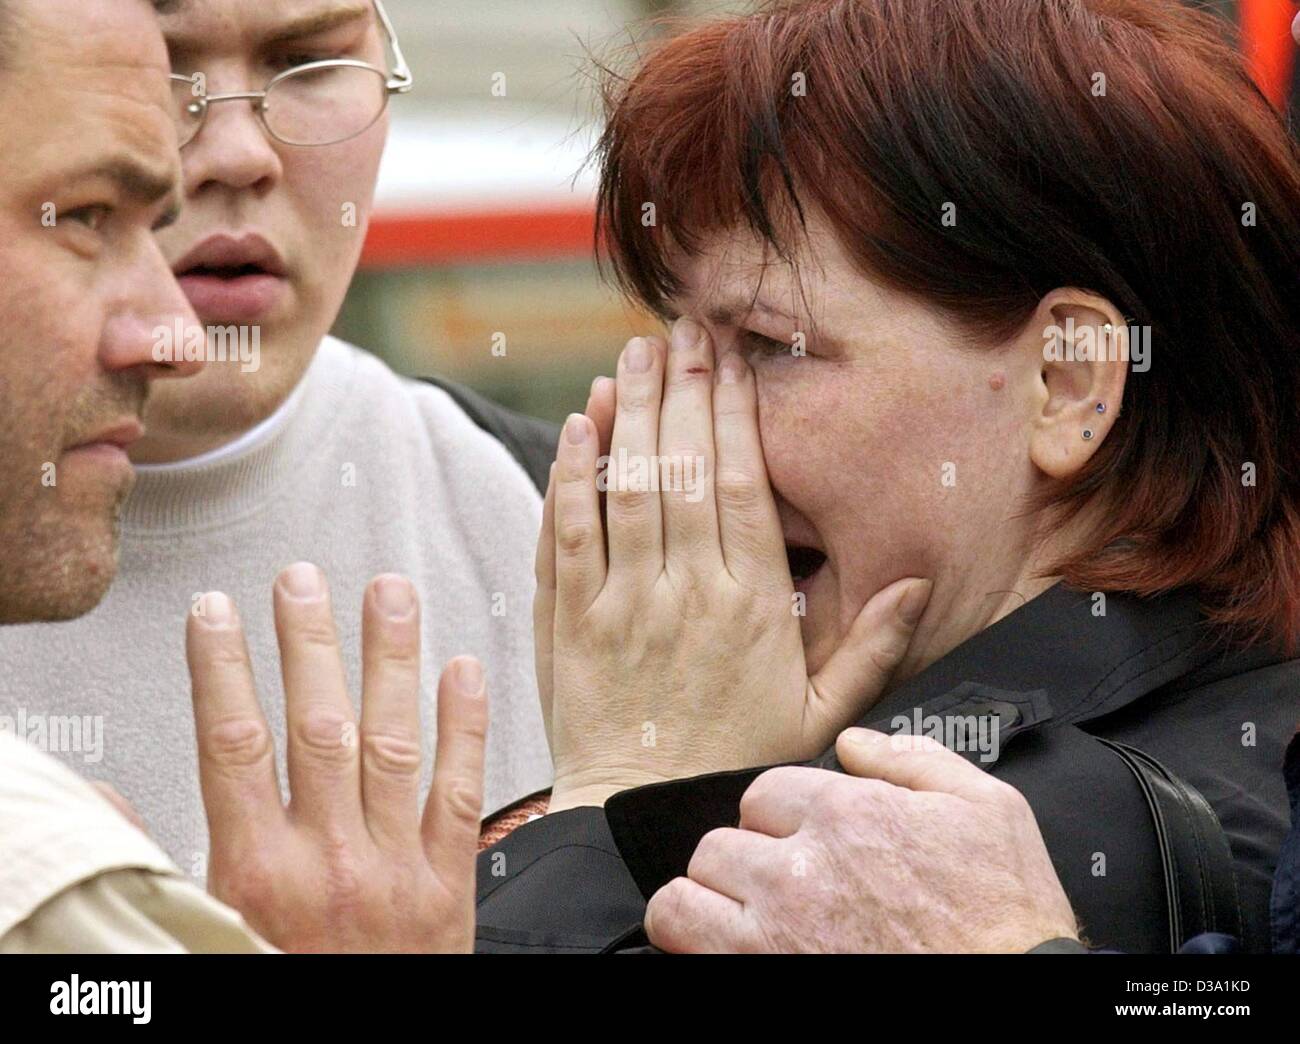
[169, 0, 412, 148]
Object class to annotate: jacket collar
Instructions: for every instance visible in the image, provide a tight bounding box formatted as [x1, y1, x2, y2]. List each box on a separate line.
[811, 581, 1280, 771]
[605, 582, 1286, 901]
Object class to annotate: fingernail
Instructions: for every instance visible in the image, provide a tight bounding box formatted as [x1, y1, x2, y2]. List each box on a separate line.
[590, 376, 603, 396]
[281, 561, 324, 600]
[199, 591, 234, 626]
[898, 579, 933, 626]
[623, 337, 651, 373]
[374, 575, 415, 620]
[671, 317, 704, 352]
[456, 658, 484, 695]
[717, 353, 746, 384]
[565, 413, 589, 444]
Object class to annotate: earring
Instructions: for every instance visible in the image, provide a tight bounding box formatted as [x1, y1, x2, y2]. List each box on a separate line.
[1096, 402, 1106, 414]
[1083, 429, 1094, 440]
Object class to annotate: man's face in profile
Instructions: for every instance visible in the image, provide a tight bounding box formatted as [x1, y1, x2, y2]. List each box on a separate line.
[0, 0, 196, 623]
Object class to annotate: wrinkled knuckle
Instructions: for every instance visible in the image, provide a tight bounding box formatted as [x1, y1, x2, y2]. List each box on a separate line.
[441, 779, 484, 826]
[291, 709, 355, 762]
[372, 640, 420, 673]
[288, 614, 338, 651]
[687, 828, 729, 877]
[449, 709, 489, 745]
[199, 635, 252, 669]
[747, 765, 811, 805]
[362, 730, 423, 778]
[607, 485, 654, 519]
[741, 768, 788, 816]
[556, 520, 596, 557]
[203, 716, 273, 767]
[616, 384, 654, 413]
[714, 469, 761, 510]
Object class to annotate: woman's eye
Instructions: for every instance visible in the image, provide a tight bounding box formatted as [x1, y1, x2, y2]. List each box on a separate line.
[64, 205, 112, 233]
[741, 330, 798, 359]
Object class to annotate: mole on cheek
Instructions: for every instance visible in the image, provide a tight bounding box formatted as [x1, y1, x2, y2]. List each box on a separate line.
[988, 372, 1005, 392]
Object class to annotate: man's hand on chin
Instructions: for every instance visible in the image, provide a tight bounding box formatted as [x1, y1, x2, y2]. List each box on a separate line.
[187, 564, 488, 954]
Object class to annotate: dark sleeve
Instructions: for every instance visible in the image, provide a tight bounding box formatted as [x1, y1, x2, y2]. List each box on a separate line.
[419, 376, 560, 495]
[475, 807, 648, 953]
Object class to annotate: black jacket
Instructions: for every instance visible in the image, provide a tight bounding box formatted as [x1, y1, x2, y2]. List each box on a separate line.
[426, 379, 1300, 954]
[475, 584, 1300, 953]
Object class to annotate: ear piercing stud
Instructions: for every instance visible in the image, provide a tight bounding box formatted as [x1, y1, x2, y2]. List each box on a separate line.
[1084, 400, 1107, 438]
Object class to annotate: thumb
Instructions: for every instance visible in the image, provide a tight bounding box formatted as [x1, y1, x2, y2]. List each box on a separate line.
[805, 577, 931, 741]
[835, 727, 989, 796]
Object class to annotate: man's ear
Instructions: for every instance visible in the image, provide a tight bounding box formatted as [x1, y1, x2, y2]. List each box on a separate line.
[1026, 289, 1130, 481]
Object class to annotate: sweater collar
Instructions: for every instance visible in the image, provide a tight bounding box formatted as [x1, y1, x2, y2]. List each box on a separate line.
[120, 339, 350, 535]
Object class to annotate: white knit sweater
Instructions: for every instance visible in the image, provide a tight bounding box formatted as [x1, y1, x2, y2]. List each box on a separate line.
[0, 337, 553, 877]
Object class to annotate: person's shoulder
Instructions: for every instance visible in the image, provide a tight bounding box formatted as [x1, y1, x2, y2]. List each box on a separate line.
[414, 375, 560, 496]
[320, 338, 558, 495]
[0, 733, 178, 938]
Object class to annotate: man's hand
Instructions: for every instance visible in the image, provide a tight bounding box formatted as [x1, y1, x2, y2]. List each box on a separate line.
[645, 728, 1078, 953]
[186, 563, 487, 953]
[537, 323, 930, 811]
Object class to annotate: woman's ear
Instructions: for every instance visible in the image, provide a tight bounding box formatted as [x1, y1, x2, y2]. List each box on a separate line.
[1026, 289, 1130, 481]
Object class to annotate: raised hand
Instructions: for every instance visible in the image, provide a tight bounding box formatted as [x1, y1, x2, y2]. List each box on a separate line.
[186, 564, 487, 952]
[536, 321, 931, 811]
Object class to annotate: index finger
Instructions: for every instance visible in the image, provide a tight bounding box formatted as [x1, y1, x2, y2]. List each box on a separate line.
[712, 351, 784, 582]
[187, 591, 285, 855]
[835, 727, 995, 796]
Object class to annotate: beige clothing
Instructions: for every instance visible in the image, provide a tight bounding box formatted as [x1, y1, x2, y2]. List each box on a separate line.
[0, 732, 273, 953]
[0, 336, 552, 877]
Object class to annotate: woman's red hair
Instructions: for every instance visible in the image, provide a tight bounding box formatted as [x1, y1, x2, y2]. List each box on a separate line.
[594, 0, 1300, 651]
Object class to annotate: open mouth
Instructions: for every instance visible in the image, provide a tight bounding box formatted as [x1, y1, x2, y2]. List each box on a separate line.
[172, 234, 288, 322]
[179, 263, 273, 280]
[786, 544, 828, 586]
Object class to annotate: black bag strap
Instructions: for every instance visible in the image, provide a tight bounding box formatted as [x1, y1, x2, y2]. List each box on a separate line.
[1095, 738, 1243, 951]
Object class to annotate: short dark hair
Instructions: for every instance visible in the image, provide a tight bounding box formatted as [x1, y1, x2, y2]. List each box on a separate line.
[596, 0, 1300, 650]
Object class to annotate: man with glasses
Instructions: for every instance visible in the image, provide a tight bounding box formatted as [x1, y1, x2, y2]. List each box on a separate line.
[0, 0, 557, 875]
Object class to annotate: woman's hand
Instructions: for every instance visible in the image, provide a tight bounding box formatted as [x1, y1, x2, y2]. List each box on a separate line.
[536, 320, 931, 812]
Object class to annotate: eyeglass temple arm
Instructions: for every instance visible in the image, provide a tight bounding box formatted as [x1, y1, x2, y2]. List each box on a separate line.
[374, 0, 413, 94]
